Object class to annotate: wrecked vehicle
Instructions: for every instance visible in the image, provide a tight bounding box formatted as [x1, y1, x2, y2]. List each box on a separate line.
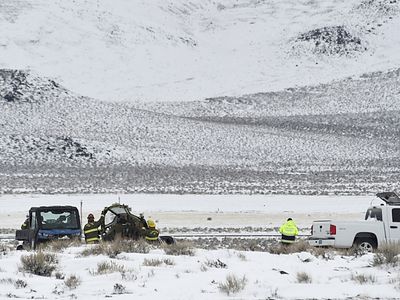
[16, 206, 81, 250]
[100, 203, 175, 244]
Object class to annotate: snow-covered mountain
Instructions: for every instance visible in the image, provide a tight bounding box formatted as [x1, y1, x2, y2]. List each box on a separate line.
[0, 0, 399, 194]
[1, 0, 400, 102]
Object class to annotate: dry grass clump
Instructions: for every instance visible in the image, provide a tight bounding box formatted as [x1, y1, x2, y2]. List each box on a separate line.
[121, 270, 138, 281]
[218, 274, 247, 295]
[20, 251, 58, 276]
[142, 257, 175, 267]
[81, 240, 150, 258]
[163, 241, 195, 256]
[39, 238, 82, 252]
[296, 272, 312, 283]
[55, 271, 65, 280]
[269, 240, 313, 255]
[204, 258, 227, 269]
[143, 258, 163, 267]
[90, 261, 125, 275]
[372, 242, 400, 266]
[113, 283, 127, 294]
[351, 273, 376, 284]
[0, 278, 27, 289]
[64, 274, 81, 290]
[163, 258, 175, 265]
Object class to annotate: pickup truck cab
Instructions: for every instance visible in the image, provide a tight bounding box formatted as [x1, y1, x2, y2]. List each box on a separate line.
[309, 192, 400, 252]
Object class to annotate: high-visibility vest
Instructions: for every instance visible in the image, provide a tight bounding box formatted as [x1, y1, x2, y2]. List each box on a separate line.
[84, 218, 102, 243]
[279, 220, 299, 243]
[145, 228, 160, 241]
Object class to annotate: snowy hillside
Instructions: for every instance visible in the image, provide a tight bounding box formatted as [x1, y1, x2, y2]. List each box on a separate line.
[1, 68, 399, 194]
[0, 0, 400, 102]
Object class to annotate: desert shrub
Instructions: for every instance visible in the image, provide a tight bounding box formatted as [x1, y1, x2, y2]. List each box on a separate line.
[143, 258, 163, 267]
[55, 271, 65, 280]
[15, 279, 28, 289]
[20, 251, 58, 276]
[296, 272, 312, 283]
[111, 239, 150, 255]
[121, 270, 138, 281]
[269, 240, 312, 255]
[80, 243, 108, 257]
[81, 240, 149, 258]
[218, 274, 247, 296]
[204, 258, 227, 269]
[52, 284, 64, 295]
[113, 283, 127, 294]
[40, 239, 82, 252]
[90, 261, 125, 275]
[0, 278, 27, 289]
[163, 241, 195, 256]
[372, 242, 400, 266]
[351, 273, 376, 284]
[163, 258, 175, 266]
[143, 257, 175, 266]
[338, 245, 370, 258]
[64, 274, 81, 290]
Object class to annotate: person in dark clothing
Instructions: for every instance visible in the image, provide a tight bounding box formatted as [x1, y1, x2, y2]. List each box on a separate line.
[84, 213, 104, 244]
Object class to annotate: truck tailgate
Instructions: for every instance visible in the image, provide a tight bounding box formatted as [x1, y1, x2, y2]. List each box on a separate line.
[312, 220, 333, 238]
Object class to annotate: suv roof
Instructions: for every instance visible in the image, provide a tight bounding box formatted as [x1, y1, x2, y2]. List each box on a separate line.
[29, 206, 78, 212]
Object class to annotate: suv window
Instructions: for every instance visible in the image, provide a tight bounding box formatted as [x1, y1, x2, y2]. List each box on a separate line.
[392, 208, 400, 222]
[40, 210, 79, 229]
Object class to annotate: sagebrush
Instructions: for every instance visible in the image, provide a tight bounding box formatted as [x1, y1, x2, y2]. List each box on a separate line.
[296, 272, 312, 283]
[372, 242, 400, 266]
[20, 251, 58, 276]
[90, 261, 125, 275]
[64, 274, 81, 290]
[218, 274, 247, 295]
[81, 240, 150, 258]
[162, 241, 195, 256]
[351, 273, 376, 284]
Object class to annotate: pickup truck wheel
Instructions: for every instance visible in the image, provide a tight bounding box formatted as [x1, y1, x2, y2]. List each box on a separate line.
[355, 238, 376, 253]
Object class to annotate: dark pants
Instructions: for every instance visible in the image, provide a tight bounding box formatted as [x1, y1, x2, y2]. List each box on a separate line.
[281, 234, 295, 244]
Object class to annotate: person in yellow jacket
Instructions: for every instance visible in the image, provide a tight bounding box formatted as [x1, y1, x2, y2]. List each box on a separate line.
[279, 218, 299, 244]
[21, 215, 29, 229]
[84, 213, 104, 244]
[145, 219, 160, 242]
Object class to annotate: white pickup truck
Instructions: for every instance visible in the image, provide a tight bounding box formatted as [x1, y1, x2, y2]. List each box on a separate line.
[309, 192, 400, 252]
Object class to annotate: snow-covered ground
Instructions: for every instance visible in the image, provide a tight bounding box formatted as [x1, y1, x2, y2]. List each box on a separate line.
[0, 194, 375, 229]
[1, 194, 399, 299]
[1, 0, 400, 103]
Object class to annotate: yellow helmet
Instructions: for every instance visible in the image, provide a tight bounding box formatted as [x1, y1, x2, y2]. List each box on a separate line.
[147, 219, 156, 228]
